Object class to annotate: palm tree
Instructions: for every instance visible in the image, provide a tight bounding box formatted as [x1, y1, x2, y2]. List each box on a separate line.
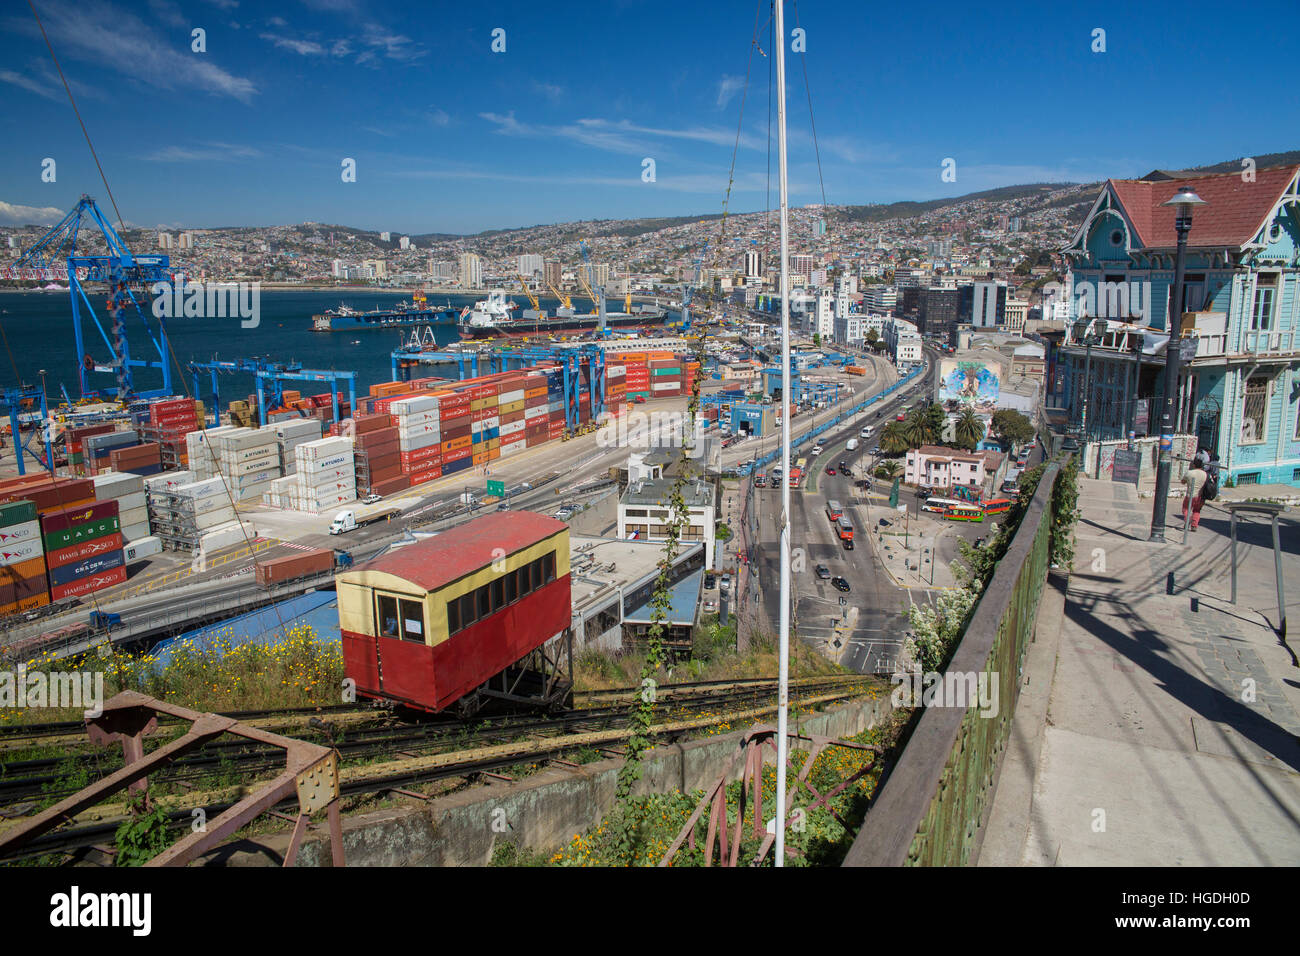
[954, 407, 984, 450]
[879, 420, 910, 455]
[876, 459, 902, 480]
[902, 407, 931, 448]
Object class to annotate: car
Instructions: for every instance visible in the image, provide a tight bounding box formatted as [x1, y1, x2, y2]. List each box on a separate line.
[860, 428, 870, 438]
[875, 410, 882, 418]
[496, 502, 511, 511]
[720, 575, 732, 592]
[842, 539, 854, 551]
[362, 494, 383, 505]
[839, 460, 848, 471]
[871, 445, 880, 455]
[554, 506, 575, 520]
[703, 599, 718, 614]
[1001, 480, 1019, 495]
[810, 444, 824, 456]
[831, 576, 851, 593]
[815, 564, 831, 580]
[826, 465, 836, 476]
[704, 572, 717, 589]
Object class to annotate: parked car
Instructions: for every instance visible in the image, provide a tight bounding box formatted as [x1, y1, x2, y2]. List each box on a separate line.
[815, 564, 831, 580]
[496, 502, 511, 511]
[554, 506, 576, 520]
[703, 599, 718, 614]
[719, 575, 732, 592]
[362, 493, 383, 505]
[831, 576, 851, 593]
[704, 572, 717, 589]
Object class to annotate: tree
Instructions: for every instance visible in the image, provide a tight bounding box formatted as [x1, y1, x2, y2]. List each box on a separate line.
[879, 421, 910, 455]
[953, 407, 984, 450]
[990, 408, 1035, 448]
[925, 403, 945, 443]
[875, 459, 902, 479]
[865, 328, 880, 351]
[812, 332, 821, 347]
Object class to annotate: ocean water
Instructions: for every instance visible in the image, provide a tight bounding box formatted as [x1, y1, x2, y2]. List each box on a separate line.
[0, 288, 478, 405]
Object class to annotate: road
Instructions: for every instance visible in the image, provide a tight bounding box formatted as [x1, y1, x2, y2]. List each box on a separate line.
[743, 349, 935, 674]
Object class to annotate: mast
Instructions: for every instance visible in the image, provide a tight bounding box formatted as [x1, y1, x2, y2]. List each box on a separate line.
[774, 0, 792, 867]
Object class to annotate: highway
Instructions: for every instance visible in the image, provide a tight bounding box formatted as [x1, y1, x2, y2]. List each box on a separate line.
[743, 348, 937, 675]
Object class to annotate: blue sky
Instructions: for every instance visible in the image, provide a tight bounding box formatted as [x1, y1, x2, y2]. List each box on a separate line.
[1, 0, 1296, 234]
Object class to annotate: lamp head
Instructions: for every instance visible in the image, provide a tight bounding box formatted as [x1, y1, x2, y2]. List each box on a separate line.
[1161, 187, 1207, 215]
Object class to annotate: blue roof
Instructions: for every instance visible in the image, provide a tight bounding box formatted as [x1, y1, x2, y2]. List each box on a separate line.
[624, 569, 703, 626]
[150, 590, 341, 666]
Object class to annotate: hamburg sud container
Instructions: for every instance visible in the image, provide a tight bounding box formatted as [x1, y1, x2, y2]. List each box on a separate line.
[0, 500, 50, 615]
[41, 499, 126, 601]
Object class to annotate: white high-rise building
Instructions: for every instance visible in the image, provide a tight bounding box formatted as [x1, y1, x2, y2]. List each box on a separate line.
[332, 259, 344, 277]
[743, 250, 762, 278]
[458, 253, 482, 289]
[518, 254, 544, 277]
[157, 232, 175, 249]
[816, 291, 835, 340]
[399, 236, 411, 250]
[380, 231, 391, 242]
[178, 232, 194, 250]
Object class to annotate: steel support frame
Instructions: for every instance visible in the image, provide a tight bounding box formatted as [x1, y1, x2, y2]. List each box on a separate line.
[0, 691, 344, 868]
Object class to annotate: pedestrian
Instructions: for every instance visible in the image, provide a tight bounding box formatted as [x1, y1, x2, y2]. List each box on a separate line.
[1193, 446, 1210, 470]
[1181, 460, 1208, 530]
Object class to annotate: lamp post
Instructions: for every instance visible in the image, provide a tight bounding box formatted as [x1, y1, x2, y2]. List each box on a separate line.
[1150, 187, 1206, 543]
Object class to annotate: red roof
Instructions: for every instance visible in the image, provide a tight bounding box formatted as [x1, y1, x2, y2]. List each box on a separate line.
[354, 511, 567, 592]
[1108, 165, 1298, 249]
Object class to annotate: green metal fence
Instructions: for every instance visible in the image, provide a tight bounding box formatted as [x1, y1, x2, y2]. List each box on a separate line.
[843, 460, 1060, 866]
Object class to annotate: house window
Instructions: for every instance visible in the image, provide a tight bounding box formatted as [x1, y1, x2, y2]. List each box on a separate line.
[1238, 472, 1260, 485]
[1250, 274, 1277, 331]
[1240, 376, 1269, 444]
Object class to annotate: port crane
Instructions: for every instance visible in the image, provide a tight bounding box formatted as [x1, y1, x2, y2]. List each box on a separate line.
[0, 384, 54, 476]
[516, 275, 547, 319]
[672, 242, 710, 335]
[578, 240, 609, 337]
[187, 358, 358, 427]
[10, 196, 175, 401]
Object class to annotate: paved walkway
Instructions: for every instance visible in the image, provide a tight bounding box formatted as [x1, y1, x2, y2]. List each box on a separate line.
[980, 476, 1300, 866]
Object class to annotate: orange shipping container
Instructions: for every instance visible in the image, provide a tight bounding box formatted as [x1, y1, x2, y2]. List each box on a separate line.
[441, 435, 472, 453]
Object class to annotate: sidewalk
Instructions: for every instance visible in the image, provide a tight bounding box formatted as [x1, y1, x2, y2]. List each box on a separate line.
[980, 476, 1300, 866]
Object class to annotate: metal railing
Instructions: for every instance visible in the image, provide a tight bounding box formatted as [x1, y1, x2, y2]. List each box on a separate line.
[844, 459, 1061, 867]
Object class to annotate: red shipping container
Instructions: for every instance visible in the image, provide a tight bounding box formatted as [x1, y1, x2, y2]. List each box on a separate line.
[500, 431, 526, 447]
[46, 532, 125, 571]
[0, 480, 96, 515]
[355, 426, 399, 450]
[255, 549, 334, 587]
[399, 445, 442, 467]
[50, 564, 127, 602]
[41, 499, 120, 534]
[371, 475, 410, 496]
[443, 446, 472, 464]
[353, 413, 393, 434]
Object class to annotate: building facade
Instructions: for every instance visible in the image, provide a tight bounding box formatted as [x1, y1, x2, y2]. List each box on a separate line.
[1059, 164, 1300, 486]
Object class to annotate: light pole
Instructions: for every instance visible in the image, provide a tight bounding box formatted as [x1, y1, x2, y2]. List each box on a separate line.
[1150, 187, 1206, 543]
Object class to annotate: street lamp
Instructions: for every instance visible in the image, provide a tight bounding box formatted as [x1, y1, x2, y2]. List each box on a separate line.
[1150, 187, 1207, 543]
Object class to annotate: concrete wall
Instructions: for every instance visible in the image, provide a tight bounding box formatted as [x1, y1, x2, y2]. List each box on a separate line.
[208, 693, 892, 867]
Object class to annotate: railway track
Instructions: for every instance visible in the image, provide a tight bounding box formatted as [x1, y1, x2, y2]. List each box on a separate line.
[0, 675, 880, 863]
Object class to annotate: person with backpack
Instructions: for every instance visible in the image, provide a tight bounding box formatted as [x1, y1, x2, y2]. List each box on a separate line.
[1202, 452, 1221, 502]
[1181, 460, 1208, 530]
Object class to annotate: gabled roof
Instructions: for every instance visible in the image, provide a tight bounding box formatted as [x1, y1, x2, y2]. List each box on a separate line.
[1106, 165, 1298, 250]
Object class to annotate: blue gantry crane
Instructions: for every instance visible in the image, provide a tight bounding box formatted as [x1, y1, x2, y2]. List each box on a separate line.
[1, 385, 53, 476]
[11, 196, 174, 400]
[187, 358, 357, 427]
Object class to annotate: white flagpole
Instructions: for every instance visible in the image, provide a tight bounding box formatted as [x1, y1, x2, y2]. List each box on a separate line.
[774, 0, 791, 867]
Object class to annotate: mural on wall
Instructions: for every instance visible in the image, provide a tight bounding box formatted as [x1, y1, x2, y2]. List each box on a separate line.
[939, 360, 1000, 412]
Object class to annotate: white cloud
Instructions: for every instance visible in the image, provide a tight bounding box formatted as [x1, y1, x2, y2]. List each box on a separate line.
[426, 108, 450, 127]
[267, 15, 287, 26]
[259, 32, 325, 55]
[716, 74, 743, 109]
[142, 142, 262, 161]
[480, 111, 535, 136]
[0, 201, 68, 226]
[5, 0, 258, 102]
[531, 80, 564, 101]
[359, 24, 425, 63]
[0, 69, 60, 101]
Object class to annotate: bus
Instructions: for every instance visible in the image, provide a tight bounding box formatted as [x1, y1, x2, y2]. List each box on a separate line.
[923, 497, 963, 514]
[826, 499, 843, 522]
[943, 504, 985, 522]
[788, 466, 804, 489]
[836, 516, 855, 541]
[982, 497, 1012, 515]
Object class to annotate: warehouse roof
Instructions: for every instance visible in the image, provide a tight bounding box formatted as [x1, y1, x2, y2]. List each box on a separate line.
[351, 511, 568, 592]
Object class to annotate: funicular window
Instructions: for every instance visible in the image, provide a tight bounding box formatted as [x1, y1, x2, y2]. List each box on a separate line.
[490, 577, 505, 612]
[377, 593, 424, 644]
[477, 587, 491, 619]
[505, 572, 518, 604]
[543, 551, 556, 583]
[377, 594, 400, 638]
[398, 598, 424, 644]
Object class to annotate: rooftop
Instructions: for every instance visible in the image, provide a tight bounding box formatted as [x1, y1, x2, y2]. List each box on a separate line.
[568, 535, 702, 613]
[622, 477, 715, 509]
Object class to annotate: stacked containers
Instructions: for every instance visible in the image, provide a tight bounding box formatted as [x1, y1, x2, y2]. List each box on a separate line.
[353, 413, 403, 495]
[186, 425, 238, 480]
[153, 476, 237, 552]
[108, 442, 163, 476]
[289, 436, 355, 512]
[650, 355, 683, 398]
[605, 364, 627, 417]
[507, 372, 547, 460]
[0, 500, 49, 615]
[211, 428, 282, 501]
[139, 397, 200, 470]
[42, 498, 126, 601]
[438, 387, 473, 480]
[93, 472, 149, 542]
[272, 419, 325, 475]
[545, 365, 565, 442]
[143, 470, 193, 535]
[469, 382, 500, 468]
[622, 351, 651, 400]
[392, 393, 442, 488]
[83, 431, 139, 476]
[65, 424, 116, 477]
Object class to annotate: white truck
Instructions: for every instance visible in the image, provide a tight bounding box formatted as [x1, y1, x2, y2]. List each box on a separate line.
[329, 508, 398, 535]
[846, 439, 859, 451]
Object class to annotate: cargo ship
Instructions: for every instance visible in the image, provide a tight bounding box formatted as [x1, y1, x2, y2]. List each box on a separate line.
[458, 289, 669, 340]
[311, 291, 459, 332]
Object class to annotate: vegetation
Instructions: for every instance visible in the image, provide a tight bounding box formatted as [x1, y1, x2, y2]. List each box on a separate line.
[953, 407, 985, 451]
[990, 408, 1035, 448]
[874, 461, 901, 480]
[879, 421, 910, 455]
[114, 795, 173, 867]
